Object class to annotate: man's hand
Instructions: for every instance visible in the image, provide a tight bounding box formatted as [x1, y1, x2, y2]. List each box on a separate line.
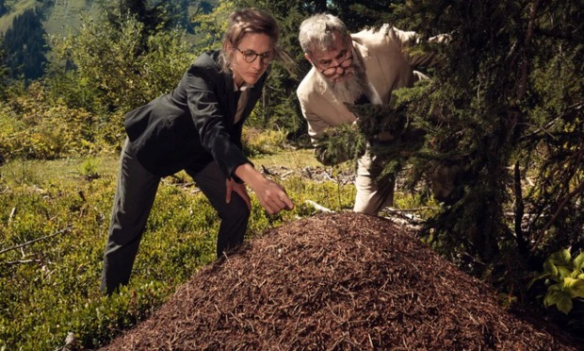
[226, 178, 251, 210]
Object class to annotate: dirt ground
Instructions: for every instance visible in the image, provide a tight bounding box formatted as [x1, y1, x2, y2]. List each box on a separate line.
[102, 212, 579, 350]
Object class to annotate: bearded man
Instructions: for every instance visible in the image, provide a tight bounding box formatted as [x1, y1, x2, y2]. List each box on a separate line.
[297, 14, 443, 215]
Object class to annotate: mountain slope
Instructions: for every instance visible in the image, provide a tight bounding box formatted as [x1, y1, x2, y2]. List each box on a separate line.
[0, 0, 215, 37]
[0, 0, 99, 36]
[42, 0, 101, 36]
[0, 0, 37, 33]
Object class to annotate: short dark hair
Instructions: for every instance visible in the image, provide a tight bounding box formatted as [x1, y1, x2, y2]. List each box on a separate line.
[220, 8, 279, 72]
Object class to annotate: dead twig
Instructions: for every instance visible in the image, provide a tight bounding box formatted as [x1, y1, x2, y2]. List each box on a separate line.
[382, 207, 424, 222]
[0, 227, 71, 256]
[261, 165, 274, 176]
[8, 206, 16, 224]
[5, 259, 40, 265]
[305, 200, 334, 213]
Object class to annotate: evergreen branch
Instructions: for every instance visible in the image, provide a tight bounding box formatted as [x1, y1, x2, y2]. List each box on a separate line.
[349, 103, 410, 139]
[534, 27, 584, 43]
[531, 180, 584, 251]
[517, 0, 540, 101]
[316, 123, 367, 166]
[319, 100, 430, 168]
[519, 102, 584, 142]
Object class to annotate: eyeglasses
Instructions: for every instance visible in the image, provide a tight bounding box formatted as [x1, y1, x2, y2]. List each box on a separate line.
[319, 55, 353, 77]
[234, 48, 275, 65]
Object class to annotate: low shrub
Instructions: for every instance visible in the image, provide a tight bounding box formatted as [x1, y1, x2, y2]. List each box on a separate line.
[0, 153, 356, 350]
[242, 127, 288, 157]
[0, 83, 121, 160]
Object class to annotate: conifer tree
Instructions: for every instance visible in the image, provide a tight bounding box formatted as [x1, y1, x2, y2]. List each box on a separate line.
[1, 9, 48, 83]
[0, 0, 9, 17]
[103, 0, 182, 54]
[323, 0, 584, 281]
[326, 0, 396, 31]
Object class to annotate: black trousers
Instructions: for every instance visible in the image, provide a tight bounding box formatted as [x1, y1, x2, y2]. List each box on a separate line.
[100, 139, 249, 295]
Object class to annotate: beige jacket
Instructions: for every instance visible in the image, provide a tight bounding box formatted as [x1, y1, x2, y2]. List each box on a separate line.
[297, 24, 441, 145]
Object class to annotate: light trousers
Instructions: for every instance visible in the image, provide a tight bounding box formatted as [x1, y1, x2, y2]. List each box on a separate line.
[353, 150, 395, 215]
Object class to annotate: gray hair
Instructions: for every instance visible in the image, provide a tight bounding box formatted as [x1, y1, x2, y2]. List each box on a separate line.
[298, 14, 350, 55]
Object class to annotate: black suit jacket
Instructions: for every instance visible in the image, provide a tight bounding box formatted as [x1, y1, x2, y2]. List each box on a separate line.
[124, 51, 266, 178]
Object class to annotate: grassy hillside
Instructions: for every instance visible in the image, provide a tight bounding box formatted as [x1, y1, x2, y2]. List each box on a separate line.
[0, 0, 216, 37]
[42, 0, 101, 36]
[0, 0, 37, 33]
[0, 0, 100, 35]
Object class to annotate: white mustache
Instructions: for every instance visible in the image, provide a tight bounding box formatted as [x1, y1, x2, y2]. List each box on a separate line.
[323, 61, 370, 104]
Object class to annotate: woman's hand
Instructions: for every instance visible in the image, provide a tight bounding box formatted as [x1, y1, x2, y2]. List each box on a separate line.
[226, 178, 251, 210]
[251, 178, 293, 215]
[234, 163, 294, 215]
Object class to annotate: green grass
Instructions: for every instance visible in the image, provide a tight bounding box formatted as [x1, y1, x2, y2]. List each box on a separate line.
[0, 149, 358, 350]
[1, 153, 119, 182]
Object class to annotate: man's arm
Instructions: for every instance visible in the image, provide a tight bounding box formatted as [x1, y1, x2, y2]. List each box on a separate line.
[299, 98, 331, 145]
[299, 97, 344, 165]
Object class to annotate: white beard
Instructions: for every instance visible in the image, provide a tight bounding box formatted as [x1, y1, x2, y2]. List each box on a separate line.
[320, 56, 371, 104]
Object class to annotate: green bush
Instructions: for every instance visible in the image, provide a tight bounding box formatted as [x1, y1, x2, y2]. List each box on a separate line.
[0, 83, 121, 160]
[530, 248, 584, 314]
[241, 127, 288, 157]
[46, 14, 194, 114]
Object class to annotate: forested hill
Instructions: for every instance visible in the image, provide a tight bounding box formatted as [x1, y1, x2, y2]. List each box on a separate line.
[0, 0, 99, 35]
[0, 0, 215, 35]
[0, 0, 103, 82]
[0, 0, 214, 82]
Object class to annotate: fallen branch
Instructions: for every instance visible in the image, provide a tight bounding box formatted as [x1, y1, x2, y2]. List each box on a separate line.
[322, 171, 336, 182]
[383, 206, 426, 220]
[385, 206, 433, 213]
[386, 217, 422, 230]
[381, 207, 426, 231]
[0, 227, 71, 256]
[305, 200, 334, 213]
[261, 164, 274, 176]
[5, 259, 40, 265]
[8, 207, 16, 224]
[280, 170, 294, 179]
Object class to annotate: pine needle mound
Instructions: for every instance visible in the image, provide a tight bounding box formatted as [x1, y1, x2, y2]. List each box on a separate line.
[102, 212, 576, 350]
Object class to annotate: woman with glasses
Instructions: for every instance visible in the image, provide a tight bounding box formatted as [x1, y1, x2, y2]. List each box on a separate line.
[100, 8, 294, 295]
